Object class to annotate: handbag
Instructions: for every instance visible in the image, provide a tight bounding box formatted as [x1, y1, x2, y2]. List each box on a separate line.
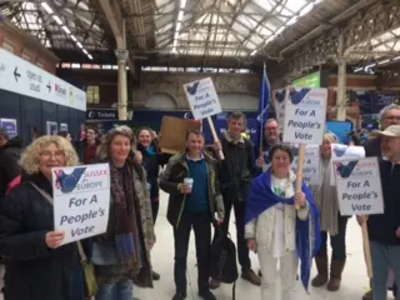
[28, 182, 99, 297]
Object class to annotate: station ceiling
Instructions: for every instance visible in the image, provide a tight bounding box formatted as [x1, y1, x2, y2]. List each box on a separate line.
[1, 0, 399, 78]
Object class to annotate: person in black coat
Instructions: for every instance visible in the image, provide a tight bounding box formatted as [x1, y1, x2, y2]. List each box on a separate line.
[136, 127, 170, 281]
[0, 128, 23, 199]
[0, 135, 84, 300]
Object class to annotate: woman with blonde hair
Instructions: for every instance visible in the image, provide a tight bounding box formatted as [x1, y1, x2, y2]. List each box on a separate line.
[91, 129, 155, 300]
[0, 135, 84, 300]
[310, 132, 349, 291]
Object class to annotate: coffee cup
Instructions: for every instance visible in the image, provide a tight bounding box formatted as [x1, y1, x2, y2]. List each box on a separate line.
[184, 177, 194, 191]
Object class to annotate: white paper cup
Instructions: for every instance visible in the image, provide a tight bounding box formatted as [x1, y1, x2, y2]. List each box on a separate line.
[184, 177, 194, 191]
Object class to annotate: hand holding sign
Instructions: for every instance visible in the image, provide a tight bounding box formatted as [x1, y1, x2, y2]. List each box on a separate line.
[294, 191, 306, 208]
[45, 230, 65, 249]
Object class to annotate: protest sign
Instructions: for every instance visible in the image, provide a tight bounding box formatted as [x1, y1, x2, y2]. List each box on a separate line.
[52, 163, 110, 245]
[183, 77, 222, 120]
[273, 88, 286, 132]
[333, 157, 383, 216]
[330, 144, 365, 185]
[283, 87, 327, 145]
[291, 144, 321, 185]
[183, 77, 224, 159]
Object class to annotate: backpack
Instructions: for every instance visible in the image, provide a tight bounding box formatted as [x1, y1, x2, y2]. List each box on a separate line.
[210, 226, 238, 299]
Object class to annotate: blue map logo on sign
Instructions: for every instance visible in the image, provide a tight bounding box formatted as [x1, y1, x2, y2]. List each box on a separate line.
[334, 161, 358, 179]
[54, 167, 86, 193]
[289, 88, 311, 105]
[185, 81, 200, 96]
[333, 145, 348, 157]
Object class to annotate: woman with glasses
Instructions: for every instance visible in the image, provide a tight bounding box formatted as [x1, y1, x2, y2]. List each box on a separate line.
[0, 136, 84, 300]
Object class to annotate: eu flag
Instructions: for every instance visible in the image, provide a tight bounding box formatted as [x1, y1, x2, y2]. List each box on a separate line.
[257, 64, 271, 154]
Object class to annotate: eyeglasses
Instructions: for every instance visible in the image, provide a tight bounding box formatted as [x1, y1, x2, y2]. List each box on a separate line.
[40, 151, 65, 158]
[385, 116, 400, 122]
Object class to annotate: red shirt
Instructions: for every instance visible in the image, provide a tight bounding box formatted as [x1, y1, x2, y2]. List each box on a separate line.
[84, 144, 97, 164]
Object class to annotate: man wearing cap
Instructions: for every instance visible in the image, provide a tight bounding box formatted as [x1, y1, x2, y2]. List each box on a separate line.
[362, 104, 400, 300]
[358, 125, 400, 300]
[0, 127, 23, 199]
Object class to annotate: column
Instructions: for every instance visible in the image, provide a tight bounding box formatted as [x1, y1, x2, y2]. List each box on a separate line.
[115, 49, 129, 121]
[337, 34, 347, 121]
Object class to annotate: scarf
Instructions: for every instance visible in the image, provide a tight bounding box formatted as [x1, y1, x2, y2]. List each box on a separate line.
[310, 158, 339, 235]
[245, 171, 321, 292]
[110, 163, 142, 267]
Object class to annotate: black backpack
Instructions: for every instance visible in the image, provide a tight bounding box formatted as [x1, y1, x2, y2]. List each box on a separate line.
[210, 227, 238, 299]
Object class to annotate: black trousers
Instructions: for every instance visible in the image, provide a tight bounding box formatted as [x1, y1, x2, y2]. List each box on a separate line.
[173, 212, 211, 293]
[317, 216, 348, 261]
[152, 200, 159, 224]
[221, 197, 251, 271]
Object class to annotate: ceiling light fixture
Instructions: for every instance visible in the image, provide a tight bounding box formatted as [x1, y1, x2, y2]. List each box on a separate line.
[40, 2, 53, 14]
[52, 15, 63, 25]
[180, 0, 187, 9]
[61, 25, 71, 34]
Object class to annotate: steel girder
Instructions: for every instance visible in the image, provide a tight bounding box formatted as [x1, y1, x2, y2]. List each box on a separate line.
[282, 0, 400, 76]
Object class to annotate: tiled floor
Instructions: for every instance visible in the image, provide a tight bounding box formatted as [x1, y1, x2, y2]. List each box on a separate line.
[0, 191, 395, 300]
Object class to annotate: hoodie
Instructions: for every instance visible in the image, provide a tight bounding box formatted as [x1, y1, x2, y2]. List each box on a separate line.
[0, 138, 23, 198]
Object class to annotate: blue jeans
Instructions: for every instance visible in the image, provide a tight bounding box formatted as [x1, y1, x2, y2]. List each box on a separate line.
[96, 278, 133, 300]
[370, 241, 400, 300]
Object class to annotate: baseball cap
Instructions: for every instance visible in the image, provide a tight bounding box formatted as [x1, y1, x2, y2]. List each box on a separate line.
[375, 125, 400, 137]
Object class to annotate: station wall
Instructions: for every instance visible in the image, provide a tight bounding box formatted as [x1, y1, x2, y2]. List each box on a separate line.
[0, 89, 86, 145]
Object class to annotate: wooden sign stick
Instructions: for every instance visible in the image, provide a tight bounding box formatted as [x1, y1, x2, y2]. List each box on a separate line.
[295, 144, 306, 210]
[361, 218, 373, 278]
[207, 116, 225, 160]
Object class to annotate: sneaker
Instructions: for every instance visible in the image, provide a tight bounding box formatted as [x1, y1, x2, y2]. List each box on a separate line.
[199, 290, 217, 300]
[242, 269, 261, 286]
[209, 278, 220, 289]
[172, 292, 187, 300]
[152, 271, 160, 281]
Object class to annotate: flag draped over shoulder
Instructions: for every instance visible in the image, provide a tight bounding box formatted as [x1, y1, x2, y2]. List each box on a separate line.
[244, 171, 321, 292]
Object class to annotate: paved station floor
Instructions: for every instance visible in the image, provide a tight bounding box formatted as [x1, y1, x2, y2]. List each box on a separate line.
[0, 190, 395, 300]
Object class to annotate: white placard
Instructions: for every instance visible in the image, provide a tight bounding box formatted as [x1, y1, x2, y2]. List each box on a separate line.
[291, 144, 321, 184]
[183, 77, 222, 120]
[333, 157, 383, 216]
[330, 144, 366, 185]
[273, 88, 286, 132]
[0, 49, 86, 111]
[283, 87, 327, 145]
[52, 163, 110, 245]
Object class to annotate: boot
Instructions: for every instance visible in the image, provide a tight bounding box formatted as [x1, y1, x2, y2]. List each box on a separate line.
[362, 290, 373, 300]
[311, 255, 328, 287]
[241, 269, 261, 286]
[327, 260, 345, 291]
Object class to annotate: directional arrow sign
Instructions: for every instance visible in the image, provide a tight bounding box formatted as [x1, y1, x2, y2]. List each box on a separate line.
[47, 82, 51, 92]
[13, 67, 21, 82]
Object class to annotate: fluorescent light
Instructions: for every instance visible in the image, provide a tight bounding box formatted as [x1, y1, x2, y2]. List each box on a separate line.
[52, 15, 63, 25]
[299, 3, 313, 17]
[174, 32, 179, 40]
[70, 35, 77, 42]
[286, 16, 297, 25]
[393, 56, 400, 61]
[365, 63, 376, 69]
[76, 42, 83, 48]
[180, 0, 187, 9]
[40, 2, 53, 14]
[250, 49, 257, 56]
[61, 26, 71, 34]
[172, 47, 177, 53]
[173, 40, 178, 47]
[176, 22, 181, 32]
[88, 55, 93, 60]
[378, 59, 390, 65]
[178, 11, 184, 22]
[275, 26, 285, 35]
[83, 49, 88, 55]
[354, 67, 363, 72]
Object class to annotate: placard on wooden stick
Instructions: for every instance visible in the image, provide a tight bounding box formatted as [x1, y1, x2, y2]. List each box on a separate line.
[333, 157, 384, 278]
[183, 77, 224, 160]
[282, 87, 328, 209]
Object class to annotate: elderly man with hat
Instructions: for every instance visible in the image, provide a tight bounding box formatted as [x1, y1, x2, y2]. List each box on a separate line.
[358, 125, 400, 300]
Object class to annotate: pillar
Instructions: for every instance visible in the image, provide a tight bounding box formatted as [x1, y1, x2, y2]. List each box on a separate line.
[337, 34, 347, 121]
[115, 49, 129, 121]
